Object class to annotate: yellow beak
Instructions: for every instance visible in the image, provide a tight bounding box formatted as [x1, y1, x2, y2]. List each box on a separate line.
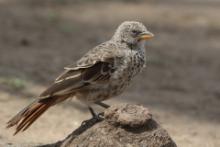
[137, 31, 154, 41]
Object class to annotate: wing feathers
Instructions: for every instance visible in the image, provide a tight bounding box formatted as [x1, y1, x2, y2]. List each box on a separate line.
[40, 59, 116, 97]
[40, 75, 83, 97]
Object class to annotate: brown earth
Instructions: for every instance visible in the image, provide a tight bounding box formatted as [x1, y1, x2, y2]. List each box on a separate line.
[0, 0, 220, 146]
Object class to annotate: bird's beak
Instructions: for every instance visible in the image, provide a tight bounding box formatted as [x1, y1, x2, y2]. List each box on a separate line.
[137, 31, 154, 41]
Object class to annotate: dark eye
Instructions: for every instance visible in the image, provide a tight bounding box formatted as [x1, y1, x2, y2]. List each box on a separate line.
[132, 30, 141, 35]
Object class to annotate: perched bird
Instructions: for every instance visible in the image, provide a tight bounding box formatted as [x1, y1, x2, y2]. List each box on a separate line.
[7, 21, 154, 135]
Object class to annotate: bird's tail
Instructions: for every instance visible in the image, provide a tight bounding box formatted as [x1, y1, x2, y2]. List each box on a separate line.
[6, 94, 69, 135]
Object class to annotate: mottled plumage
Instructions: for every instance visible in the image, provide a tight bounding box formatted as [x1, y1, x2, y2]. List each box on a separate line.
[7, 21, 154, 135]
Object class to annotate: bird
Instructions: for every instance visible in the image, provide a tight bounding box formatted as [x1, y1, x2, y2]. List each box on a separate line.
[6, 21, 154, 135]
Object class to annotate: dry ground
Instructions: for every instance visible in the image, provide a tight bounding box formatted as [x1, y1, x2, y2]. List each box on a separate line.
[0, 0, 220, 146]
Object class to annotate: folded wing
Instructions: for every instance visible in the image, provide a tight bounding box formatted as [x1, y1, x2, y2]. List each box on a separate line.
[40, 42, 121, 97]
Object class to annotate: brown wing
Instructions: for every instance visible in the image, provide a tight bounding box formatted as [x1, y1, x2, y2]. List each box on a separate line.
[40, 42, 121, 97]
[40, 59, 117, 97]
[82, 58, 116, 83]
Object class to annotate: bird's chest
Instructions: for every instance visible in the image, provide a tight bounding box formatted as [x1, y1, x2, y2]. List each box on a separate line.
[108, 51, 146, 94]
[127, 52, 145, 77]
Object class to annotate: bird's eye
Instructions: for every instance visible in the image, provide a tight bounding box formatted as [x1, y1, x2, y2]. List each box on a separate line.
[131, 30, 141, 35]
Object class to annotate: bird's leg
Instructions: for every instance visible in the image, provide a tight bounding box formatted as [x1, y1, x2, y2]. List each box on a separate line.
[81, 106, 103, 126]
[88, 106, 97, 118]
[95, 101, 110, 109]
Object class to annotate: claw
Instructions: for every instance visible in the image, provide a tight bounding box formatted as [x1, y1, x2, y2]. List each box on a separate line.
[81, 113, 104, 127]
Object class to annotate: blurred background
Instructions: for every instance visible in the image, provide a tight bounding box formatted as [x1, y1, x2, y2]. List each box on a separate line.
[0, 0, 219, 146]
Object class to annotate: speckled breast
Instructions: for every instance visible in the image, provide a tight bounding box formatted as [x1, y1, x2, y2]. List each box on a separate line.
[108, 51, 145, 96]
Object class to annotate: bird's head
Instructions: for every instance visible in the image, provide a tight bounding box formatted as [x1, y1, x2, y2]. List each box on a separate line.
[112, 21, 154, 46]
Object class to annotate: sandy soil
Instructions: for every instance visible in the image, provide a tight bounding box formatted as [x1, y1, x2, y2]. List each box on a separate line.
[0, 0, 220, 146]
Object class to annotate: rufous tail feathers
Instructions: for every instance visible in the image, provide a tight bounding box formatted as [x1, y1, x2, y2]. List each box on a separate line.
[7, 95, 69, 135]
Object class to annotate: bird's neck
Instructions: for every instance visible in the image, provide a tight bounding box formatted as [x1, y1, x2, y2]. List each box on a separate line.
[137, 41, 146, 52]
[126, 41, 146, 53]
[111, 38, 146, 55]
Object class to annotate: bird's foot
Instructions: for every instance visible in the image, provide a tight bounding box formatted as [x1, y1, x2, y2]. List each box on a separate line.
[81, 112, 104, 127]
